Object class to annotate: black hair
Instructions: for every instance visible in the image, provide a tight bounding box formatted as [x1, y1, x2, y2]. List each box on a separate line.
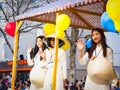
[30, 36, 47, 59]
[88, 28, 110, 58]
[46, 38, 65, 48]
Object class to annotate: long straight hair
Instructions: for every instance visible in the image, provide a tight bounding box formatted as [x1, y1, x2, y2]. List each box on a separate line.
[30, 36, 47, 59]
[88, 28, 109, 58]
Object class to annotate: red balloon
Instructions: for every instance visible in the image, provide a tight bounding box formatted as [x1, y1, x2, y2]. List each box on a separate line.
[5, 21, 16, 37]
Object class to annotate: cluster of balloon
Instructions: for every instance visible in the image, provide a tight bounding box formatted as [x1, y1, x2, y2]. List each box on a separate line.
[100, 12, 118, 33]
[43, 14, 70, 39]
[43, 14, 71, 50]
[5, 21, 16, 37]
[106, 0, 120, 32]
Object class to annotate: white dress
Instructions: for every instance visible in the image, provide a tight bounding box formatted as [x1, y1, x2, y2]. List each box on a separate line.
[79, 45, 113, 90]
[43, 48, 67, 90]
[27, 50, 47, 90]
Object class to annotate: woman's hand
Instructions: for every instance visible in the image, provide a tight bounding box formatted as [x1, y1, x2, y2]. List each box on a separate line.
[27, 46, 32, 54]
[76, 39, 84, 51]
[39, 50, 46, 61]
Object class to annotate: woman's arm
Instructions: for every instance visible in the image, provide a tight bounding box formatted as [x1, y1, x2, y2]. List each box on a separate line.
[76, 39, 89, 65]
[27, 46, 34, 66]
[78, 52, 89, 65]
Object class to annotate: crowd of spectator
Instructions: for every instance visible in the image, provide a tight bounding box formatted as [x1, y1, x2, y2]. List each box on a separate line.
[64, 76, 86, 90]
[0, 72, 86, 90]
[0, 72, 30, 90]
[0, 72, 120, 90]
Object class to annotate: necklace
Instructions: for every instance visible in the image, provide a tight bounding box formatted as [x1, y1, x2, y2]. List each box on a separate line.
[91, 48, 102, 60]
[95, 48, 102, 57]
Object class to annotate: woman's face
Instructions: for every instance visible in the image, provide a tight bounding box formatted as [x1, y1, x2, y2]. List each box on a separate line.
[92, 30, 102, 44]
[50, 38, 55, 47]
[37, 38, 43, 48]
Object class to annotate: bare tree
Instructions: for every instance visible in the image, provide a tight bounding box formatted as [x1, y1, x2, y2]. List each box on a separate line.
[65, 28, 84, 83]
[0, 0, 57, 54]
[69, 28, 79, 83]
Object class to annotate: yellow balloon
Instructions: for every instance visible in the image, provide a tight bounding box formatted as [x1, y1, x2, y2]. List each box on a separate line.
[115, 22, 120, 32]
[43, 23, 55, 34]
[106, 0, 120, 32]
[61, 40, 70, 50]
[106, 0, 120, 22]
[56, 14, 70, 31]
[56, 31, 65, 39]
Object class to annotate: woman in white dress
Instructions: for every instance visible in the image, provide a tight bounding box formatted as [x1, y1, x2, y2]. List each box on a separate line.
[76, 28, 113, 90]
[27, 36, 47, 90]
[43, 34, 67, 90]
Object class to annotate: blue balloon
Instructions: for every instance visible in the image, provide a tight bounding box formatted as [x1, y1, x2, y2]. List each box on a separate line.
[86, 38, 92, 49]
[101, 12, 118, 33]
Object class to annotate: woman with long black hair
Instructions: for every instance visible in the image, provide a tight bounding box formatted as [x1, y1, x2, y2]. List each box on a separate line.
[27, 36, 47, 90]
[76, 28, 116, 90]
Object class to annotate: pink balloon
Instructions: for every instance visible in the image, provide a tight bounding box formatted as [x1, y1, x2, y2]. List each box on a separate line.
[5, 21, 16, 37]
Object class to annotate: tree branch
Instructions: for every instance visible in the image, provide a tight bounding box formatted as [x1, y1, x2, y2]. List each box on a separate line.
[65, 30, 71, 43]
[20, 24, 42, 33]
[78, 29, 83, 38]
[5, 0, 17, 15]
[22, 0, 32, 13]
[0, 28, 14, 54]
[17, 0, 24, 13]
[0, 7, 9, 22]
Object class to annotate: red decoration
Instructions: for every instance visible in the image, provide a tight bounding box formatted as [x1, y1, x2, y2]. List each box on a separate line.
[5, 21, 16, 37]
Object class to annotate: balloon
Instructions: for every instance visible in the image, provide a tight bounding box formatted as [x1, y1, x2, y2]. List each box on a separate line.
[5, 21, 16, 37]
[115, 22, 120, 32]
[61, 40, 70, 50]
[86, 38, 92, 49]
[106, 0, 120, 22]
[43, 23, 55, 34]
[56, 14, 70, 31]
[106, 0, 120, 32]
[100, 12, 118, 33]
[56, 31, 65, 39]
